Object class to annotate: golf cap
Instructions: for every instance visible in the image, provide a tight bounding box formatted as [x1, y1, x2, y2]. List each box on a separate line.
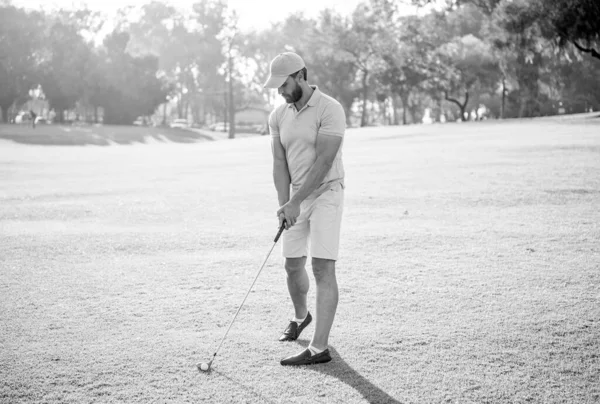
[263, 52, 305, 89]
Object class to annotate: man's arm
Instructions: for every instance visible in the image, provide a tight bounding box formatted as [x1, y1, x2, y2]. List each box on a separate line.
[277, 134, 342, 229]
[290, 134, 342, 205]
[272, 136, 291, 208]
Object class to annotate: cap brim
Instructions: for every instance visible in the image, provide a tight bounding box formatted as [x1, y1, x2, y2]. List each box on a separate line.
[263, 75, 288, 89]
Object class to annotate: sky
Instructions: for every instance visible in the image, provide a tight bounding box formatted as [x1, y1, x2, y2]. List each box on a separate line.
[10, 0, 419, 31]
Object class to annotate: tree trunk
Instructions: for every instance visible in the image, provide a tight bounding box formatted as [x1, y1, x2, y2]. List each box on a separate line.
[518, 97, 527, 118]
[56, 109, 65, 124]
[223, 82, 228, 133]
[360, 69, 369, 127]
[177, 93, 183, 119]
[392, 96, 399, 125]
[400, 94, 409, 125]
[445, 91, 469, 121]
[0, 105, 8, 123]
[192, 98, 200, 125]
[228, 53, 235, 139]
[515, 47, 541, 118]
[501, 78, 506, 119]
[409, 104, 420, 124]
[385, 99, 392, 125]
[342, 101, 353, 127]
[369, 101, 376, 126]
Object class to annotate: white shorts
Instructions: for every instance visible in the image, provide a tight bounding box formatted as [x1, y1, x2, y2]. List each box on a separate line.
[281, 182, 344, 260]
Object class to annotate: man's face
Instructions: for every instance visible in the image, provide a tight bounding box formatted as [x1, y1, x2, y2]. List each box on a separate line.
[278, 75, 303, 104]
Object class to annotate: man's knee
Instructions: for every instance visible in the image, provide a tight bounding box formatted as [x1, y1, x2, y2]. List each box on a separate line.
[311, 258, 336, 281]
[285, 257, 307, 275]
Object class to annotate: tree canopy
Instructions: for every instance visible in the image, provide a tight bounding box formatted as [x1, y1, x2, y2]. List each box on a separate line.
[1, 0, 598, 129]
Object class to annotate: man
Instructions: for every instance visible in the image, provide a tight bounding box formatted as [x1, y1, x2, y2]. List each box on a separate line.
[264, 52, 346, 366]
[30, 110, 37, 129]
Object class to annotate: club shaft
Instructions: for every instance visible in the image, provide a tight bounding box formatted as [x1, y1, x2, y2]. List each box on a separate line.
[212, 240, 278, 358]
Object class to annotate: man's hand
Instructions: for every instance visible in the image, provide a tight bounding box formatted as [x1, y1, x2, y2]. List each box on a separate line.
[277, 200, 301, 230]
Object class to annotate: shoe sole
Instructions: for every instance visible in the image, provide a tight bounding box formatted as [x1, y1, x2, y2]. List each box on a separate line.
[281, 357, 332, 366]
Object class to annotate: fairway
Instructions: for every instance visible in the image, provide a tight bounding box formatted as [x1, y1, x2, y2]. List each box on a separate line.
[1, 117, 599, 403]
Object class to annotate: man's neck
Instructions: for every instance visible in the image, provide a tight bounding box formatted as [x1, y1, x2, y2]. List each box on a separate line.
[294, 84, 314, 111]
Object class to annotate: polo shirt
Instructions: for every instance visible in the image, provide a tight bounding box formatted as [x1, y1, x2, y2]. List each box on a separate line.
[269, 86, 346, 198]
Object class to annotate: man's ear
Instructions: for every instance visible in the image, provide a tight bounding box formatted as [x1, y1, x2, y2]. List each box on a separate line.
[296, 70, 304, 82]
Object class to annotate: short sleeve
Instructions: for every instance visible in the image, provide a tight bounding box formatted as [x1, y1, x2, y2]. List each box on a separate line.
[318, 103, 346, 137]
[268, 109, 280, 138]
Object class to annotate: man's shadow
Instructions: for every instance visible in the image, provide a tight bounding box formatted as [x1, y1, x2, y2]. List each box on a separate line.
[209, 342, 403, 404]
[295, 340, 403, 404]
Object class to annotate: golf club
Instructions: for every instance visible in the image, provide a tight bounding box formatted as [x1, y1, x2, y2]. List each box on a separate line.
[197, 221, 286, 372]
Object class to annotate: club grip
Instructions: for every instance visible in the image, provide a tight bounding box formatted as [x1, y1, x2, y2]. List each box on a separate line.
[274, 221, 286, 243]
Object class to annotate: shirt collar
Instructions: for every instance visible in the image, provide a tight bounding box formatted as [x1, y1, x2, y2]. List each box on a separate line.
[307, 86, 321, 107]
[287, 85, 321, 109]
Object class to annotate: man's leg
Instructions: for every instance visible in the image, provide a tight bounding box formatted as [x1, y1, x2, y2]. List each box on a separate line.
[279, 207, 312, 342]
[310, 258, 338, 350]
[280, 186, 342, 364]
[280, 257, 337, 365]
[284, 257, 309, 319]
[279, 256, 312, 342]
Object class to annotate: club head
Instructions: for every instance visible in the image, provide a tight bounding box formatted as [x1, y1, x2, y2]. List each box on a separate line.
[197, 360, 213, 373]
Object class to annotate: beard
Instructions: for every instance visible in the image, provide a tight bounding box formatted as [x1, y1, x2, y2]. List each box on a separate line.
[283, 83, 303, 104]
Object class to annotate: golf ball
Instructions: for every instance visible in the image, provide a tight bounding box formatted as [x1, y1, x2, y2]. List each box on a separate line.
[199, 363, 209, 371]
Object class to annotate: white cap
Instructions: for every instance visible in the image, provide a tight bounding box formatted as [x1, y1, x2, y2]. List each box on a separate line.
[263, 52, 305, 88]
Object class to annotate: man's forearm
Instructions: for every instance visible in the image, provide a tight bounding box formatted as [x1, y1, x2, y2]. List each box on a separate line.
[290, 156, 332, 205]
[273, 162, 291, 207]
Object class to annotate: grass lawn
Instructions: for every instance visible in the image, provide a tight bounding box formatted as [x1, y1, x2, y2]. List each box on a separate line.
[0, 123, 258, 146]
[1, 115, 599, 403]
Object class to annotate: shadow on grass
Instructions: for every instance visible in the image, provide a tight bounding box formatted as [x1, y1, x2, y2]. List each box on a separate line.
[0, 125, 215, 146]
[296, 340, 403, 404]
[212, 370, 278, 404]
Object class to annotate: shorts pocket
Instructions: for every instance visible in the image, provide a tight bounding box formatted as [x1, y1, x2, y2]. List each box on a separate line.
[319, 183, 343, 206]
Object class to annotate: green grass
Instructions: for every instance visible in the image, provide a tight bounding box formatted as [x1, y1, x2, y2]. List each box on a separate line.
[1, 116, 599, 403]
[0, 123, 217, 146]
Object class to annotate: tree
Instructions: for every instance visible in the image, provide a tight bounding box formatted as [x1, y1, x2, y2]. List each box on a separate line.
[97, 31, 169, 124]
[0, 6, 42, 122]
[542, 47, 600, 113]
[193, 0, 228, 115]
[337, 2, 393, 127]
[540, 0, 600, 61]
[378, 14, 442, 124]
[38, 16, 91, 123]
[125, 0, 228, 126]
[411, 0, 502, 15]
[125, 1, 179, 123]
[308, 9, 360, 125]
[492, 0, 547, 117]
[220, 10, 240, 139]
[438, 34, 500, 120]
[239, 26, 287, 109]
[241, 12, 359, 121]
